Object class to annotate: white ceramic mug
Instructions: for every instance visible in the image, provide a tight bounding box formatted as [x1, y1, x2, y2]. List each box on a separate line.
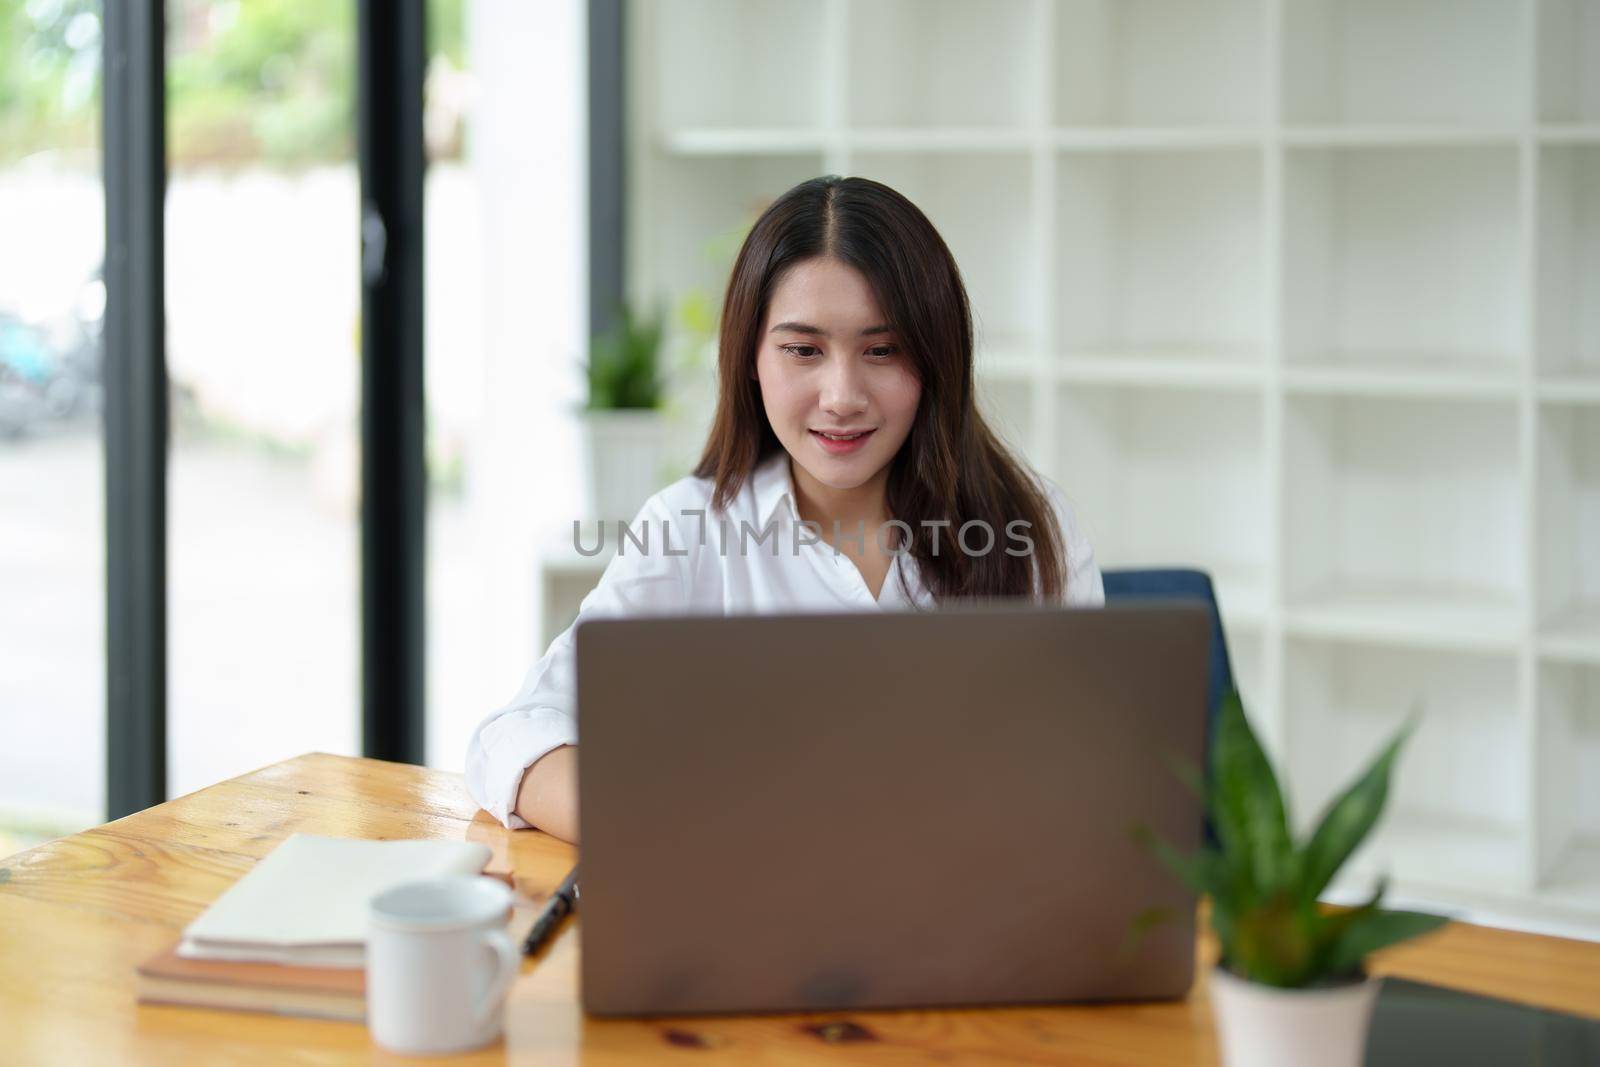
[367, 875, 520, 1056]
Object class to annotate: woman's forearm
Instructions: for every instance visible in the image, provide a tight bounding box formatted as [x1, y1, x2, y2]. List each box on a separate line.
[514, 744, 579, 843]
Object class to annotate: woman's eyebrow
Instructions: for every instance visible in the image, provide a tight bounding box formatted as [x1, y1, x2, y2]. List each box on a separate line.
[768, 321, 895, 337]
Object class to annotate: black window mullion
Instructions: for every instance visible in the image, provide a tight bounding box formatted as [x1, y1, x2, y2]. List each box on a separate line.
[590, 0, 626, 340]
[356, 0, 427, 764]
[102, 0, 168, 819]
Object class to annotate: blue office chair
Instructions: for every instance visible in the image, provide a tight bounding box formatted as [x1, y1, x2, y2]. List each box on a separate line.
[1101, 568, 1235, 846]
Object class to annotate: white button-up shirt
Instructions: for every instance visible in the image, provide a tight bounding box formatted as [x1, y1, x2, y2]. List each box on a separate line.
[464, 449, 1105, 829]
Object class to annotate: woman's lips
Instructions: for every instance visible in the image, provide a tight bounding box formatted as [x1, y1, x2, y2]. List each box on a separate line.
[810, 428, 875, 454]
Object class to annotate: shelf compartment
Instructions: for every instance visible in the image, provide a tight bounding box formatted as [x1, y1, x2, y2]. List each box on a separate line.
[1054, 0, 1264, 126]
[1540, 376, 1600, 404]
[1282, 0, 1525, 126]
[1330, 815, 1530, 901]
[1539, 123, 1600, 145]
[645, 153, 823, 304]
[1285, 640, 1528, 895]
[1284, 395, 1524, 649]
[1054, 385, 1268, 617]
[1539, 0, 1600, 124]
[1056, 148, 1263, 357]
[974, 347, 1041, 383]
[1541, 604, 1600, 664]
[1537, 405, 1600, 659]
[1053, 128, 1262, 151]
[848, 0, 1042, 129]
[1539, 842, 1600, 919]
[1230, 628, 1267, 709]
[652, 0, 824, 131]
[845, 129, 1037, 153]
[1281, 126, 1520, 148]
[659, 129, 830, 156]
[1537, 663, 1600, 889]
[1284, 145, 1521, 372]
[853, 151, 1037, 347]
[1537, 146, 1600, 382]
[1055, 349, 1263, 392]
[1214, 568, 1270, 633]
[1228, 629, 1275, 755]
[1285, 587, 1522, 654]
[1282, 355, 1520, 400]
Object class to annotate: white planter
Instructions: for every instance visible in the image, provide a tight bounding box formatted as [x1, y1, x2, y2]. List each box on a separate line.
[1209, 966, 1382, 1067]
[580, 408, 670, 524]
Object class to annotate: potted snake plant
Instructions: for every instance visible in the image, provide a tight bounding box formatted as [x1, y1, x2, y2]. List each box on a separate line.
[578, 301, 668, 524]
[1140, 689, 1449, 1067]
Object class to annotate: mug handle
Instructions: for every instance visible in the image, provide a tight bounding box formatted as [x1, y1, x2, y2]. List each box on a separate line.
[475, 928, 520, 1028]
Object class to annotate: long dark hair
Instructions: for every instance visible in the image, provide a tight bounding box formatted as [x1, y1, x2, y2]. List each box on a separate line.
[691, 175, 1068, 604]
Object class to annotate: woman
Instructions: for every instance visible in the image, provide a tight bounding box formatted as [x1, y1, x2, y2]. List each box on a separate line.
[465, 176, 1102, 842]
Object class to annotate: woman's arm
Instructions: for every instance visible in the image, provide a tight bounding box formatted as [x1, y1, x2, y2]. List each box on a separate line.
[464, 486, 707, 833]
[514, 744, 579, 843]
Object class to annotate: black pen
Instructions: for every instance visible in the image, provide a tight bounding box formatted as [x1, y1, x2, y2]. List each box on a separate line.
[521, 865, 580, 957]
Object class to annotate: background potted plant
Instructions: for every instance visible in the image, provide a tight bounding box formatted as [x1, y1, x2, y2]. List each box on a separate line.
[1141, 689, 1449, 1067]
[579, 301, 668, 524]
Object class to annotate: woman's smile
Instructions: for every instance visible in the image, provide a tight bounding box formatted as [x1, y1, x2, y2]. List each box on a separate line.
[810, 427, 876, 454]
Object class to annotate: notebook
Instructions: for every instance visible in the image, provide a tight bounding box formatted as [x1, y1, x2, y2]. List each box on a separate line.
[178, 833, 493, 968]
[136, 944, 365, 1022]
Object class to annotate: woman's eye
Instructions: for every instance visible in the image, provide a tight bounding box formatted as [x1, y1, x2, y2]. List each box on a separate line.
[781, 343, 897, 360]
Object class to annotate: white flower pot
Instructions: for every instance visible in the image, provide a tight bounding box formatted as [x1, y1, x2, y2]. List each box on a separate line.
[1209, 966, 1382, 1067]
[580, 408, 670, 524]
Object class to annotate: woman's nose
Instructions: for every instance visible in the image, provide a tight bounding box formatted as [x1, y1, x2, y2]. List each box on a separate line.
[819, 357, 869, 415]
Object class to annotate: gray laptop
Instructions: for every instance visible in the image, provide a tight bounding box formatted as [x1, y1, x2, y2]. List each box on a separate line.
[575, 602, 1210, 1017]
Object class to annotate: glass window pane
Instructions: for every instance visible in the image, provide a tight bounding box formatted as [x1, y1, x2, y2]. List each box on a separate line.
[0, 0, 107, 854]
[166, 0, 359, 795]
[424, 1, 592, 771]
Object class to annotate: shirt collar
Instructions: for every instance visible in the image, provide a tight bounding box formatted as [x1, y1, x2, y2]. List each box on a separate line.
[751, 449, 799, 526]
[749, 449, 934, 607]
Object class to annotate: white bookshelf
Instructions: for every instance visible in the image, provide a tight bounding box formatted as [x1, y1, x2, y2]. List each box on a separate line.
[1281, 638, 1533, 909]
[1281, 0, 1529, 127]
[1057, 385, 1270, 636]
[564, 0, 1600, 936]
[1539, 404, 1600, 659]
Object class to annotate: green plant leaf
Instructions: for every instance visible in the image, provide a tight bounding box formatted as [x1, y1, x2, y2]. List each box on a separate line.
[1138, 686, 1444, 988]
[1227, 892, 1322, 987]
[584, 300, 666, 411]
[1307, 878, 1386, 976]
[1298, 715, 1417, 901]
[1321, 908, 1450, 977]
[1208, 688, 1294, 898]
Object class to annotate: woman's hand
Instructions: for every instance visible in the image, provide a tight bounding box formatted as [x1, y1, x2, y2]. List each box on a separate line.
[514, 744, 579, 843]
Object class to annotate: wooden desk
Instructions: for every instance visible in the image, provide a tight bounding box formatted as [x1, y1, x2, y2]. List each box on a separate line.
[2, 753, 1596, 1066]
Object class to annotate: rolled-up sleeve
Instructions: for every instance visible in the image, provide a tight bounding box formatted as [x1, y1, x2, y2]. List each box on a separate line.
[464, 491, 695, 828]
[466, 705, 579, 829]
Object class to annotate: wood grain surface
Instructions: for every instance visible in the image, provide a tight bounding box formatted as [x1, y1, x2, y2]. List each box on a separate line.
[1, 752, 1595, 1066]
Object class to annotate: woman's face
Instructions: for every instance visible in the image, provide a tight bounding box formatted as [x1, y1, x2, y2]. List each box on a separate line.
[755, 257, 922, 498]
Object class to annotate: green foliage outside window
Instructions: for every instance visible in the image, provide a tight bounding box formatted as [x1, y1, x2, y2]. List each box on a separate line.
[0, 0, 466, 167]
